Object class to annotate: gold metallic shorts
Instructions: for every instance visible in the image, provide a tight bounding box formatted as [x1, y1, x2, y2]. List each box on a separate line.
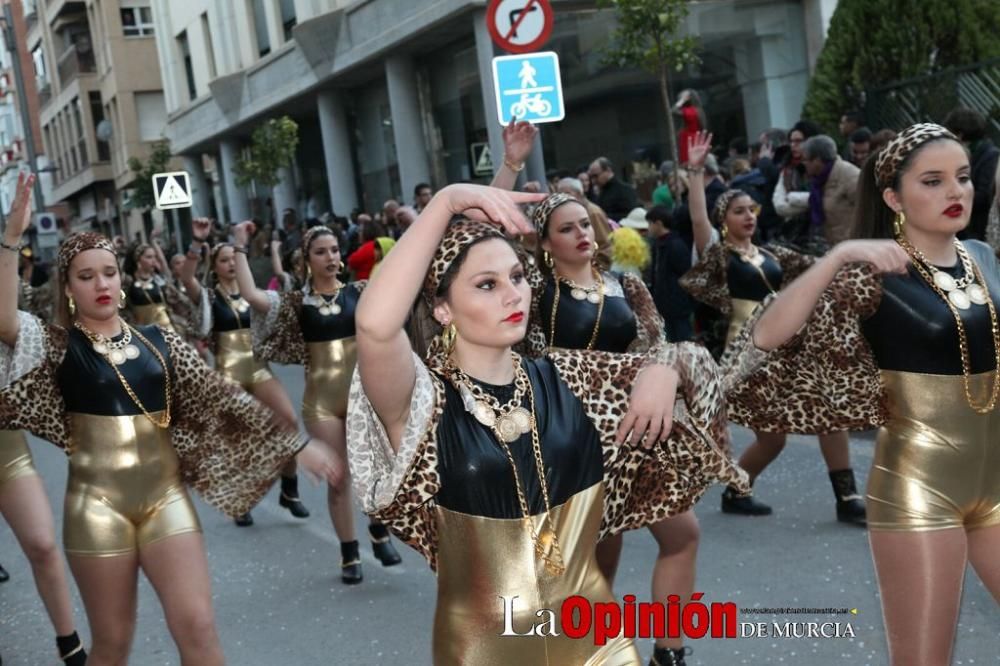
[867, 370, 1000, 532]
[132, 303, 174, 331]
[0, 430, 37, 488]
[726, 298, 762, 348]
[215, 329, 273, 389]
[302, 337, 357, 423]
[64, 411, 201, 557]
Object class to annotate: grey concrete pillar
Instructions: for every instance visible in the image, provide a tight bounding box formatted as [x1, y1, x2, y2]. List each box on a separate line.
[181, 154, 211, 218]
[219, 138, 251, 223]
[473, 10, 505, 179]
[273, 166, 297, 220]
[385, 55, 432, 202]
[317, 90, 359, 215]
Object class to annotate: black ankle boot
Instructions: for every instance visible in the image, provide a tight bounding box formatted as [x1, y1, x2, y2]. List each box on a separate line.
[0, 562, 8, 582]
[721, 485, 773, 516]
[650, 645, 692, 666]
[341, 540, 363, 584]
[369, 523, 402, 567]
[278, 475, 310, 518]
[829, 469, 867, 526]
[56, 631, 87, 666]
[234, 512, 254, 527]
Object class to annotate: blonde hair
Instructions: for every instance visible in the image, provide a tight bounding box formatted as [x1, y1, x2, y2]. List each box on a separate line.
[610, 227, 650, 271]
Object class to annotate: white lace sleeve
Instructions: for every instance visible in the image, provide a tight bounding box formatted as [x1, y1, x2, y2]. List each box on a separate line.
[250, 289, 281, 350]
[0, 311, 47, 386]
[346, 351, 438, 513]
[193, 289, 212, 338]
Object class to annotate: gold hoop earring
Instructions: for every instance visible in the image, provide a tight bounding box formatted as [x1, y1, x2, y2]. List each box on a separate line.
[721, 224, 728, 239]
[543, 251, 553, 268]
[119, 290, 127, 310]
[893, 210, 906, 238]
[440, 322, 457, 353]
[67, 296, 76, 315]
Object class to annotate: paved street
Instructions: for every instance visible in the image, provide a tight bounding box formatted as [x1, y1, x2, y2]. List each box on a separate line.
[1, 364, 996, 665]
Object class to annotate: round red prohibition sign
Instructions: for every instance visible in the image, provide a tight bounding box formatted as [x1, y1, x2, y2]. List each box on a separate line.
[487, 0, 554, 54]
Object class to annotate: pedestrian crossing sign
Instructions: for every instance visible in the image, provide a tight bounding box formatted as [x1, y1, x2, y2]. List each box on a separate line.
[471, 142, 494, 176]
[153, 171, 192, 210]
[492, 51, 564, 125]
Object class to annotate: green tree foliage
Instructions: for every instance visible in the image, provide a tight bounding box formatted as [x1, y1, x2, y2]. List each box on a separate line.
[803, 0, 1000, 132]
[598, 0, 699, 165]
[233, 116, 300, 189]
[126, 140, 173, 210]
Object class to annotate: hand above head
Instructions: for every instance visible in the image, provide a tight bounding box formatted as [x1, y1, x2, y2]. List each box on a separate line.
[231, 220, 255, 246]
[440, 183, 545, 237]
[502, 118, 538, 165]
[687, 131, 713, 169]
[830, 239, 910, 275]
[759, 141, 774, 161]
[4, 171, 36, 242]
[192, 217, 214, 242]
[615, 364, 680, 448]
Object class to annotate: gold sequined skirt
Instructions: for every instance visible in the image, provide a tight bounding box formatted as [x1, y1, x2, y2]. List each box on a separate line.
[0, 430, 37, 487]
[433, 482, 640, 665]
[64, 411, 200, 556]
[302, 338, 357, 423]
[215, 329, 273, 389]
[131, 303, 174, 331]
[726, 298, 762, 348]
[867, 370, 1000, 531]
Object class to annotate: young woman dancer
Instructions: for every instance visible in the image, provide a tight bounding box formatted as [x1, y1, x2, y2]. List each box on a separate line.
[727, 123, 1000, 664]
[527, 192, 706, 666]
[347, 183, 747, 664]
[0, 173, 339, 666]
[232, 222, 402, 584]
[121, 241, 190, 332]
[680, 131, 866, 524]
[181, 219, 310, 526]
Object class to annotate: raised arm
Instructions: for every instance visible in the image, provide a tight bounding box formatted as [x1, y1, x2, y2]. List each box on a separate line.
[269, 238, 288, 287]
[687, 131, 715, 256]
[150, 228, 170, 275]
[180, 218, 212, 304]
[489, 119, 537, 191]
[231, 222, 274, 313]
[356, 184, 540, 451]
[0, 172, 36, 346]
[752, 240, 908, 351]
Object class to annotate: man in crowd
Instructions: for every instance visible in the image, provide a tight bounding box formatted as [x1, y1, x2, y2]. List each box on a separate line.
[413, 183, 433, 212]
[802, 134, 860, 246]
[588, 156, 638, 221]
[848, 127, 872, 167]
[647, 206, 693, 342]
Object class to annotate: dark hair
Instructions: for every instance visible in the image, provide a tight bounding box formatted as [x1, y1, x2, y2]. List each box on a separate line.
[870, 129, 897, 153]
[852, 136, 966, 239]
[790, 120, 822, 140]
[841, 110, 864, 125]
[646, 205, 674, 230]
[943, 107, 988, 142]
[596, 157, 614, 172]
[414, 182, 432, 197]
[359, 220, 387, 244]
[849, 127, 873, 144]
[762, 128, 788, 147]
[728, 137, 748, 155]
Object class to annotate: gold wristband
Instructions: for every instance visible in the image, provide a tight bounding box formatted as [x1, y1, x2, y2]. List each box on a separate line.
[503, 157, 525, 173]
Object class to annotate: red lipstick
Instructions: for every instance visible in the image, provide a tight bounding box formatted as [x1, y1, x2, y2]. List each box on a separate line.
[96, 295, 112, 305]
[943, 204, 964, 218]
[576, 241, 591, 251]
[504, 312, 525, 323]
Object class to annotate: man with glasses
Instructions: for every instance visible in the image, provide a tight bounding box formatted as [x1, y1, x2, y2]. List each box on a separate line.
[588, 156, 638, 222]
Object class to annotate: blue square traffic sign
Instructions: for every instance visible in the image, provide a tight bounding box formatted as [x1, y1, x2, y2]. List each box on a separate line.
[492, 51, 564, 125]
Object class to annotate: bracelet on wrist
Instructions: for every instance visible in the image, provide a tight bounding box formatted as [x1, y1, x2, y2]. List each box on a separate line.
[0, 238, 25, 253]
[686, 167, 705, 175]
[503, 157, 525, 173]
[233, 246, 249, 255]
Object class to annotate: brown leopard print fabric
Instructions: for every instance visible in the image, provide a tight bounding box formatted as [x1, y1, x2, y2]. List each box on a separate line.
[679, 242, 815, 315]
[874, 123, 956, 188]
[347, 343, 748, 571]
[57, 232, 116, 275]
[0, 314, 304, 516]
[721, 262, 889, 434]
[120, 272, 196, 338]
[621, 272, 666, 352]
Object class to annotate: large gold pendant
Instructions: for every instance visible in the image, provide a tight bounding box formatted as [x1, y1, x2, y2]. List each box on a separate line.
[570, 288, 587, 301]
[933, 270, 957, 292]
[236, 300, 250, 313]
[949, 288, 971, 310]
[534, 527, 566, 576]
[124, 344, 140, 361]
[318, 303, 342, 316]
[586, 291, 601, 304]
[496, 406, 532, 442]
[749, 253, 765, 267]
[472, 400, 497, 428]
[967, 284, 989, 306]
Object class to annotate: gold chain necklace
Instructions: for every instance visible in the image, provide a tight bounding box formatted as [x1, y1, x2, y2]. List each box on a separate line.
[215, 285, 250, 329]
[898, 238, 984, 309]
[896, 238, 1000, 413]
[726, 243, 777, 294]
[312, 281, 343, 316]
[446, 354, 566, 576]
[548, 269, 605, 350]
[74, 319, 173, 428]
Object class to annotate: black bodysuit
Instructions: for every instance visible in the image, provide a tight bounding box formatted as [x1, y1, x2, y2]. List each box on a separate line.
[299, 284, 361, 342]
[727, 250, 783, 301]
[212, 292, 251, 332]
[538, 273, 638, 353]
[129, 279, 165, 305]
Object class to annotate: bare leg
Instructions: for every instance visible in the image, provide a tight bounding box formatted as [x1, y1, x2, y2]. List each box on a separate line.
[649, 511, 699, 651]
[306, 418, 355, 542]
[140, 533, 224, 666]
[737, 431, 787, 480]
[967, 524, 1000, 604]
[68, 553, 139, 666]
[0, 474, 77, 635]
[869, 529, 966, 666]
[817, 431, 851, 471]
[595, 533, 623, 586]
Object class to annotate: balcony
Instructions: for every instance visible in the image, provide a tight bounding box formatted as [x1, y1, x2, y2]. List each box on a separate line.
[57, 43, 95, 87]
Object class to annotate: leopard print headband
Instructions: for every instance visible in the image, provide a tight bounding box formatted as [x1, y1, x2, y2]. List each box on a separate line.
[531, 193, 577, 236]
[302, 226, 335, 255]
[874, 123, 957, 188]
[712, 189, 747, 226]
[58, 232, 116, 275]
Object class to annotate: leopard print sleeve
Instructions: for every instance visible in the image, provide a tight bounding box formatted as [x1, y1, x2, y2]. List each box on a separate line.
[252, 290, 307, 366]
[162, 280, 195, 338]
[0, 312, 70, 447]
[621, 272, 665, 352]
[679, 242, 731, 314]
[721, 262, 888, 434]
[521, 277, 548, 359]
[346, 352, 445, 569]
[767, 244, 816, 284]
[191, 287, 213, 339]
[548, 344, 748, 540]
[164, 328, 306, 517]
